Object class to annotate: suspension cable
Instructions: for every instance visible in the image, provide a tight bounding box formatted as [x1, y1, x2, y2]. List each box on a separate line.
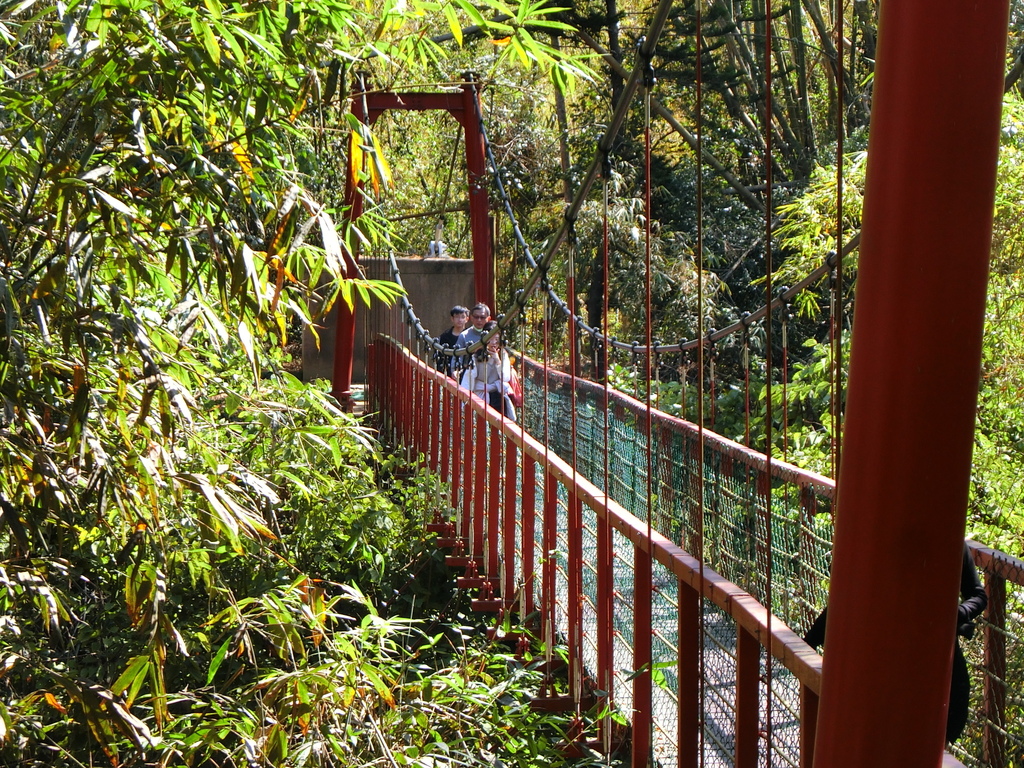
[833, 0, 846, 478]
[415, 66, 859, 371]
[640, 37, 657, 765]
[599, 150, 614, 758]
[763, 0, 775, 759]
[695, 2, 707, 761]
[743, 321, 751, 447]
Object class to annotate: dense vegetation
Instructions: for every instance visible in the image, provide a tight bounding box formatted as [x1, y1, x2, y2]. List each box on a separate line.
[1, 0, 1022, 764]
[0, 1, 597, 764]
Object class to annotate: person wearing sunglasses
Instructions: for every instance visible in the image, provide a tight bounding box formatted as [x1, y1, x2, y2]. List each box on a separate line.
[455, 302, 491, 352]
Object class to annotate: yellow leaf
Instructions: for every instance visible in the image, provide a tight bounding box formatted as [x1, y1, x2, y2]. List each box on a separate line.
[44, 693, 67, 714]
[491, 36, 511, 46]
[370, 132, 393, 189]
[231, 141, 254, 180]
[348, 130, 364, 190]
[289, 96, 307, 123]
[289, 77, 311, 123]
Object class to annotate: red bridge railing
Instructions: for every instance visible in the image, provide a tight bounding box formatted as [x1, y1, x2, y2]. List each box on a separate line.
[370, 337, 823, 767]
[366, 336, 1021, 767]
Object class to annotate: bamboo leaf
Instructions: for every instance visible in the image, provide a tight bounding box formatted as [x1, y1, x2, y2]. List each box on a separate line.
[237, 320, 258, 383]
[200, 19, 221, 65]
[348, 128, 364, 190]
[207, 636, 233, 685]
[443, 3, 463, 45]
[93, 188, 137, 218]
[231, 141, 254, 180]
[360, 663, 395, 707]
[453, 0, 487, 25]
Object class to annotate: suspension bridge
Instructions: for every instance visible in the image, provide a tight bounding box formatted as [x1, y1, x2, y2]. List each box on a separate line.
[316, 3, 1023, 767]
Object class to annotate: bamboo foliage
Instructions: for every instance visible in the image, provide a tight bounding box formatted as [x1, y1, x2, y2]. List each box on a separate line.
[0, 0, 596, 764]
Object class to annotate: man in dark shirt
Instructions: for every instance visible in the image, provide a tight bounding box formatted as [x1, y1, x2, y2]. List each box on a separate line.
[436, 305, 468, 377]
[803, 542, 987, 743]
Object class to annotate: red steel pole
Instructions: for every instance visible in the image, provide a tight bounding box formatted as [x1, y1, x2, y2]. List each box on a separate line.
[502, 440, 518, 603]
[429, 378, 440, 472]
[443, 386, 454, 490]
[451, 392, 463, 512]
[567, 490, 582, 701]
[461, 76, 494, 308]
[332, 85, 368, 411]
[522, 453, 537, 621]
[631, 546, 652, 768]
[461, 402, 474, 540]
[734, 626, 760, 768]
[473, 410, 487, 557]
[677, 580, 700, 768]
[418, 367, 429, 458]
[812, 2, 1008, 766]
[488, 427, 501, 576]
[597, 507, 615, 748]
[542, 472, 558, 652]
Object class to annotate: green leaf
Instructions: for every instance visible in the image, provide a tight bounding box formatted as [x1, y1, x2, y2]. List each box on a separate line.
[207, 636, 233, 685]
[112, 655, 150, 698]
[200, 18, 221, 65]
[443, 3, 463, 45]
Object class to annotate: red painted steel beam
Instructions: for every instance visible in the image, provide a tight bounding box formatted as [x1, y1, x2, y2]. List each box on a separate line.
[461, 401, 474, 541]
[677, 580, 700, 768]
[734, 626, 760, 768]
[597, 511, 615, 749]
[488, 429, 501, 576]
[542, 472, 558, 652]
[461, 77, 494, 308]
[364, 91, 466, 119]
[502, 441, 518, 603]
[331, 89, 368, 409]
[800, 685, 818, 768]
[473, 410, 487, 557]
[812, 2, 1009, 766]
[522, 453, 537, 621]
[567, 490, 582, 701]
[429, 381, 440, 471]
[333, 81, 493, 404]
[631, 547, 652, 768]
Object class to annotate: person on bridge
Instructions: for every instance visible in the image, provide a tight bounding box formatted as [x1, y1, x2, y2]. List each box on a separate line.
[436, 305, 468, 377]
[459, 321, 515, 421]
[803, 542, 987, 743]
[456, 303, 490, 352]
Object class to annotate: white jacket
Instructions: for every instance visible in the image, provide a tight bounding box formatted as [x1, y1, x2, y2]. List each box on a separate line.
[460, 349, 512, 397]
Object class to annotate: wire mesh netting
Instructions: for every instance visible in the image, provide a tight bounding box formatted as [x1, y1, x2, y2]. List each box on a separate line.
[373, 338, 1024, 768]
[521, 361, 834, 634]
[515, 355, 1024, 768]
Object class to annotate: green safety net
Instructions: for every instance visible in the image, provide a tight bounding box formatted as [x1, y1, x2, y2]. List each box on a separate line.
[520, 361, 834, 634]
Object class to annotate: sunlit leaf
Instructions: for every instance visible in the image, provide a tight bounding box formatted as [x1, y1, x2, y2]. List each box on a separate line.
[238, 320, 258, 383]
[231, 141, 254, 180]
[443, 4, 463, 45]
